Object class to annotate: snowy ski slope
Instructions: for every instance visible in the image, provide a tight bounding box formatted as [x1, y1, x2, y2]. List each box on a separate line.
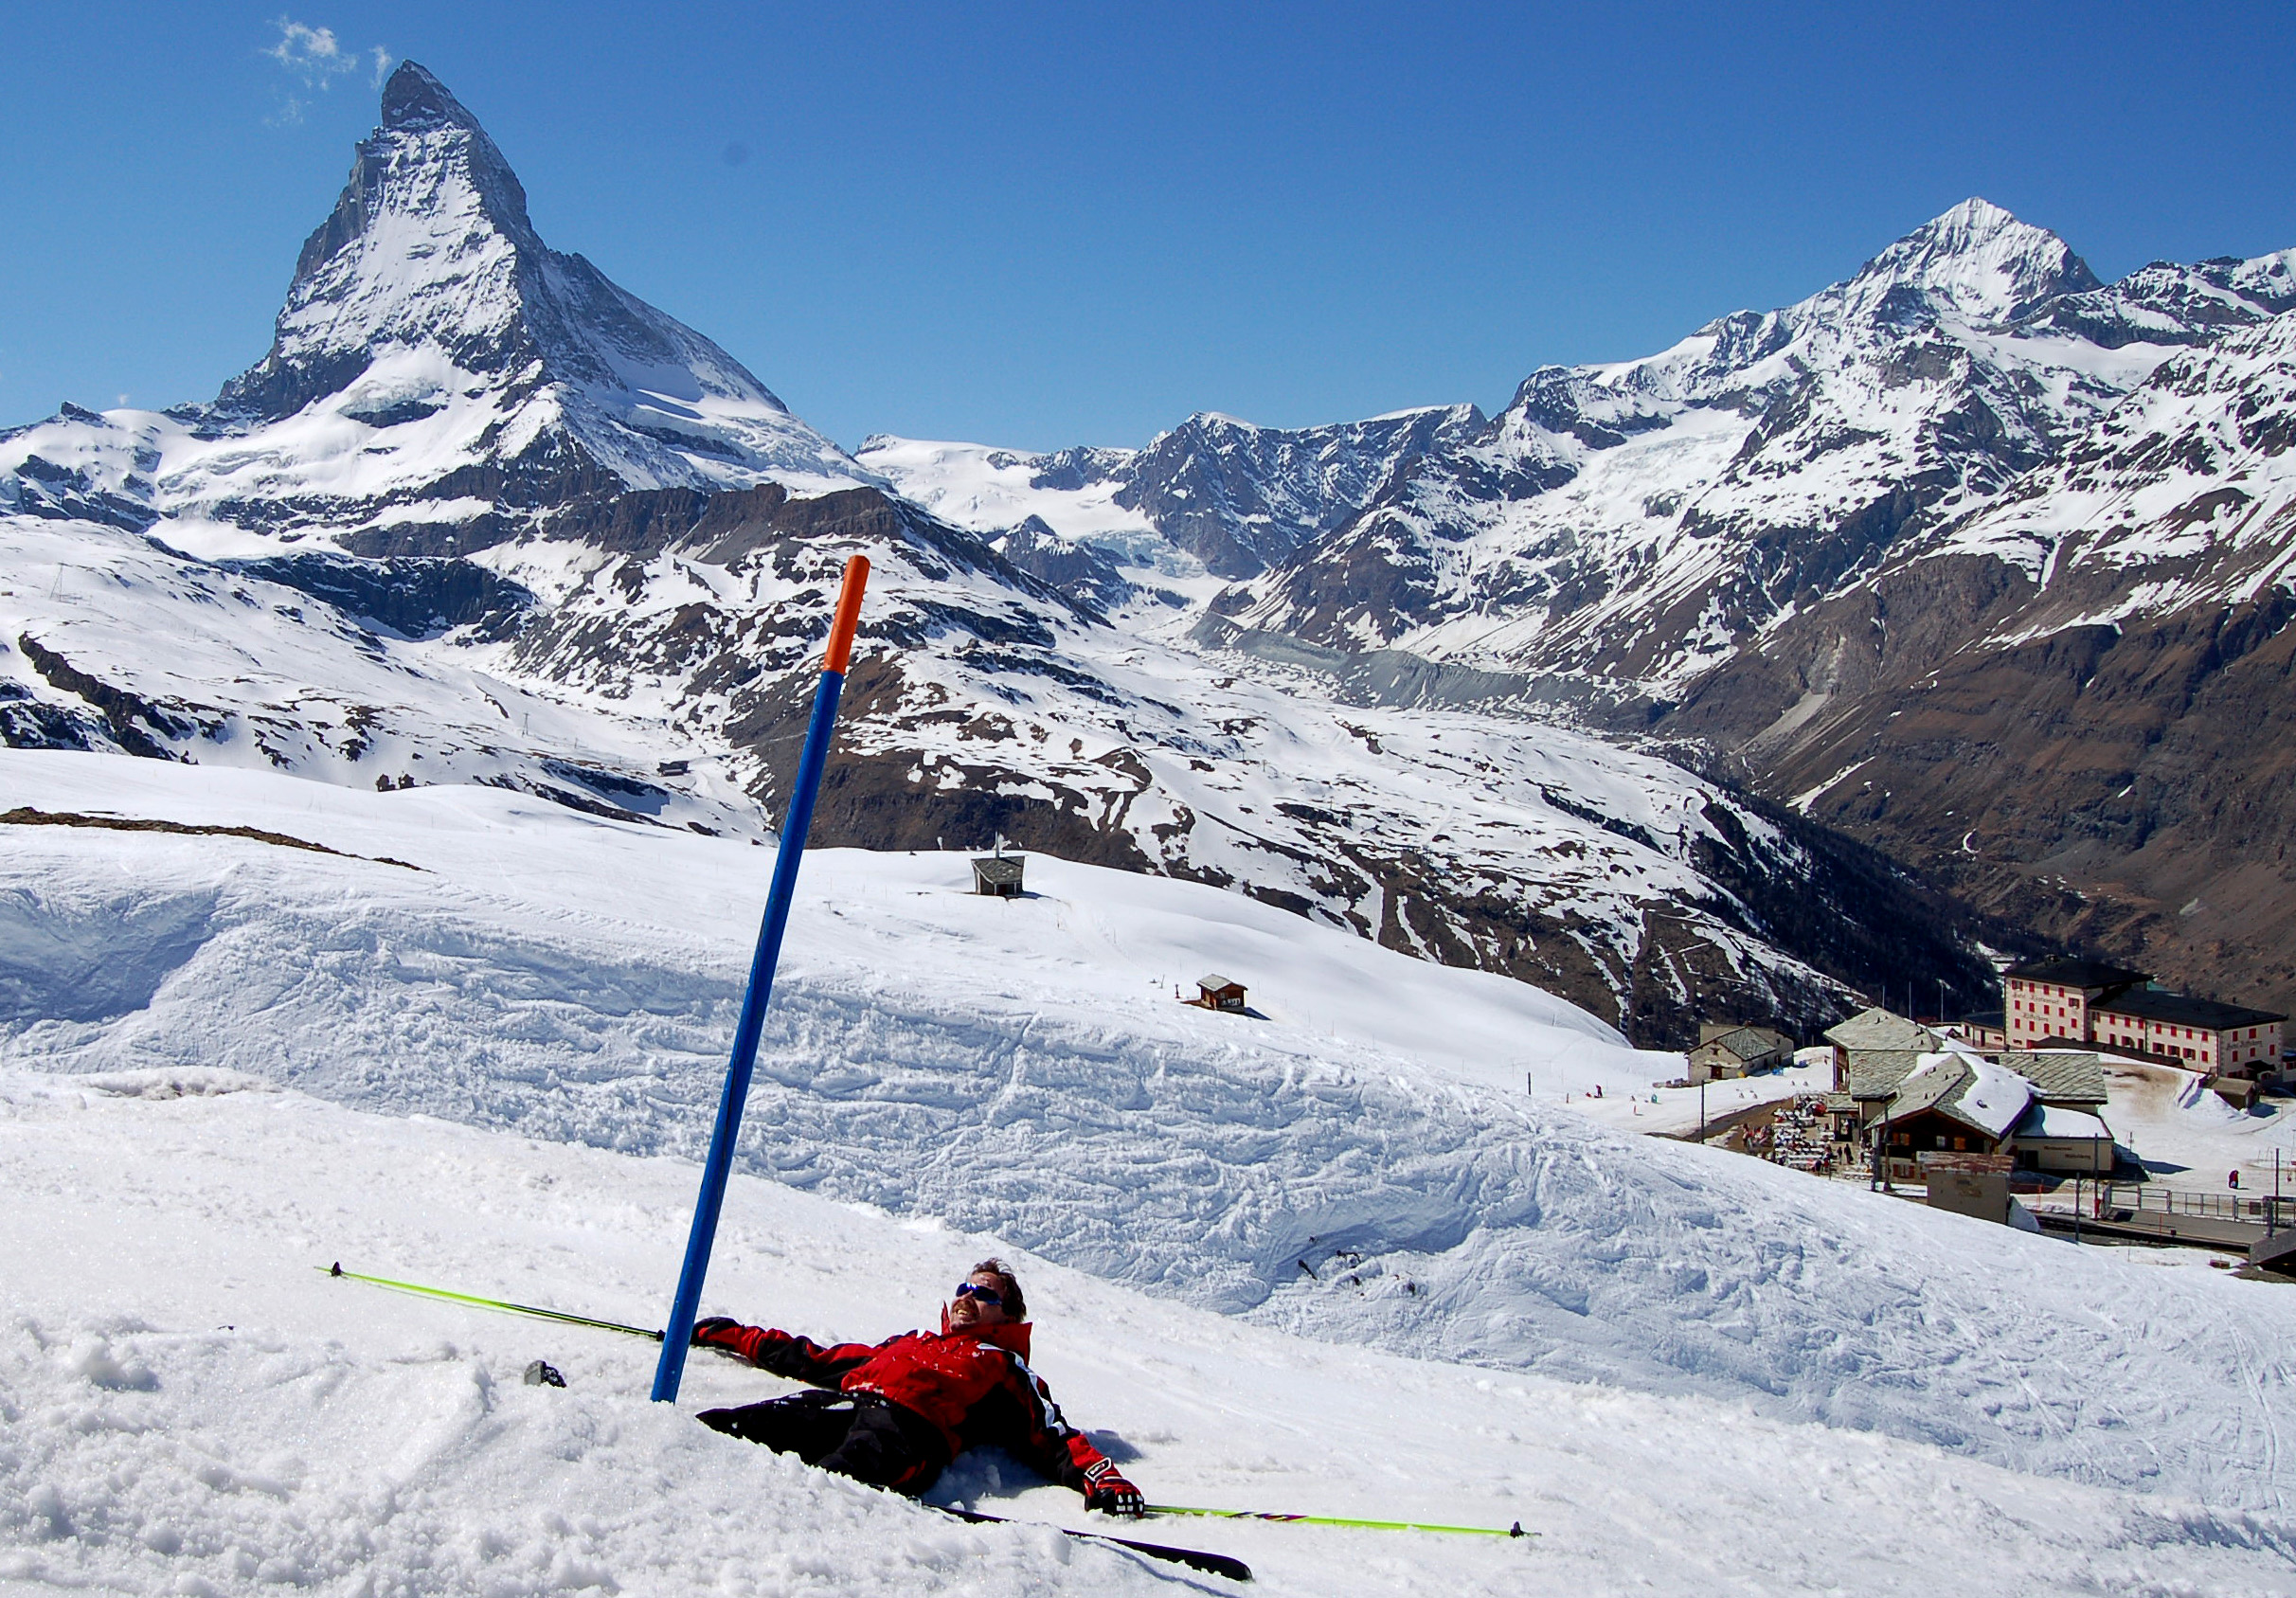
[10, 1066, 2290, 1597]
[3, 748, 2293, 1598]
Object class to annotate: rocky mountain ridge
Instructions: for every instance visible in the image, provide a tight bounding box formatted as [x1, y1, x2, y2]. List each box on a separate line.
[864, 206, 2296, 1015]
[877, 206, 2293, 704]
[1665, 306, 2296, 1015]
[0, 63, 2009, 1046]
[1204, 204, 2294, 691]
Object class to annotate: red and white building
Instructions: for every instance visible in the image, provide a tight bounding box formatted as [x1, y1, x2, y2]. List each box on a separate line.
[2002, 956, 2284, 1077]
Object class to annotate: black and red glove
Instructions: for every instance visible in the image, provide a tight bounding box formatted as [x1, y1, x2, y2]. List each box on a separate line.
[1083, 1459, 1143, 1517]
[691, 1317, 765, 1360]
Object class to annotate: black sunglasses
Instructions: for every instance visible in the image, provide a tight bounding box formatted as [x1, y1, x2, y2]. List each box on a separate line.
[954, 1282, 1005, 1307]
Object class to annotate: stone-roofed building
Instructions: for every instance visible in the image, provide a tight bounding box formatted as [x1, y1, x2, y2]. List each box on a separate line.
[1688, 1023, 1794, 1083]
[1826, 1007, 1940, 1052]
[970, 853, 1027, 897]
[1996, 1050, 2108, 1106]
[1839, 1040, 2120, 1183]
[1871, 1049, 2118, 1182]
[1843, 1049, 1931, 1104]
[1823, 1007, 1940, 1092]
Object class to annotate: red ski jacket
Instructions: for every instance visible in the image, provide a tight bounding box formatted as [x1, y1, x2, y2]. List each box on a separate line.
[704, 1314, 1114, 1492]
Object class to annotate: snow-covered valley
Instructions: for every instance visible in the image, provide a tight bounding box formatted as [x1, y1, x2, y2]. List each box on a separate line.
[4, 750, 2295, 1595]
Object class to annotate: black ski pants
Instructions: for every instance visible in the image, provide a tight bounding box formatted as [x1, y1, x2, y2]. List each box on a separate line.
[698, 1388, 950, 1495]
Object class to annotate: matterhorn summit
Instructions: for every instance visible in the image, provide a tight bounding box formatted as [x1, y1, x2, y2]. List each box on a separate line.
[4, 63, 873, 546]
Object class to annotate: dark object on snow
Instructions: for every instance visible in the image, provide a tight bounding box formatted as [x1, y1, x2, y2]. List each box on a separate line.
[523, 1359, 566, 1388]
[971, 853, 1026, 897]
[2251, 1229, 2296, 1274]
[933, 1504, 1253, 1582]
[701, 1389, 943, 1492]
[1082, 1458, 1144, 1517]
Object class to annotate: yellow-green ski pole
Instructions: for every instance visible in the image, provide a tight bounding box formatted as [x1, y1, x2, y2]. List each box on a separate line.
[1147, 1504, 1530, 1537]
[320, 1263, 663, 1340]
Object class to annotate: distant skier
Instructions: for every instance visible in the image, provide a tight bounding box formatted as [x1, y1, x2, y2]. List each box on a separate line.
[690, 1259, 1144, 1516]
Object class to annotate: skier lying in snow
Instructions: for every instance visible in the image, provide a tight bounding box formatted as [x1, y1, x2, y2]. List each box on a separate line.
[691, 1258, 1144, 1517]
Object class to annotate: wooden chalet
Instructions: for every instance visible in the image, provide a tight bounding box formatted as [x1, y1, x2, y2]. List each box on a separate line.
[1190, 975, 1248, 1014]
[1863, 1048, 2115, 1183]
[1822, 1007, 1941, 1090]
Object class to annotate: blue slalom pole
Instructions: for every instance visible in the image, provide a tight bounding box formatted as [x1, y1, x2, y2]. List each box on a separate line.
[652, 555, 870, 1403]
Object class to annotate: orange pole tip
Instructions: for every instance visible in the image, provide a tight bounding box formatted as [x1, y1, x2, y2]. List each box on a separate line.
[822, 555, 870, 674]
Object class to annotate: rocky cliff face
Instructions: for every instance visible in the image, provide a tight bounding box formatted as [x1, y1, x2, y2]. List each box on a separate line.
[1663, 310, 2296, 1014]
[1107, 405, 1486, 578]
[858, 404, 1486, 584]
[1210, 202, 2248, 691]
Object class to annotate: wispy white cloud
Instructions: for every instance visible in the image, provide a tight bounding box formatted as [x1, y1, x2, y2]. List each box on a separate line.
[266, 19, 363, 87]
[261, 18, 394, 121]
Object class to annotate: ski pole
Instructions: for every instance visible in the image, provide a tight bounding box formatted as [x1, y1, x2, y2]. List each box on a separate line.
[934, 1506, 1252, 1582]
[319, 1263, 663, 1340]
[1147, 1504, 1530, 1537]
[653, 555, 871, 1404]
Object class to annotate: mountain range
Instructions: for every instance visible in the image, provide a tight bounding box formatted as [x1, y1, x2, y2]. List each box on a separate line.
[864, 210, 2296, 1022]
[7, 62, 2291, 1035]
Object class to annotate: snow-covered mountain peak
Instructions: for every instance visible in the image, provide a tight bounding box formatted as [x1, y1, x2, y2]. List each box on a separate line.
[64, 62, 883, 531]
[219, 61, 547, 422]
[1838, 197, 2100, 325]
[378, 58, 488, 136]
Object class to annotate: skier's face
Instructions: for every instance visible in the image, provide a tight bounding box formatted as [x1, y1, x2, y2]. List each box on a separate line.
[949, 1272, 1011, 1329]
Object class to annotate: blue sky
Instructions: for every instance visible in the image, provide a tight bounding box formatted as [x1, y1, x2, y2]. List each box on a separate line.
[5, 4, 2292, 452]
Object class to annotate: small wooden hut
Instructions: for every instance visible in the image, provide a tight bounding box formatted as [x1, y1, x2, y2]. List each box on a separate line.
[1191, 975, 1248, 1014]
[971, 853, 1026, 897]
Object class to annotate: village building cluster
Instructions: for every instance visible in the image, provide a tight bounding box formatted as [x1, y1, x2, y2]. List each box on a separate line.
[1820, 1010, 2116, 1183]
[1699, 956, 2283, 1194]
